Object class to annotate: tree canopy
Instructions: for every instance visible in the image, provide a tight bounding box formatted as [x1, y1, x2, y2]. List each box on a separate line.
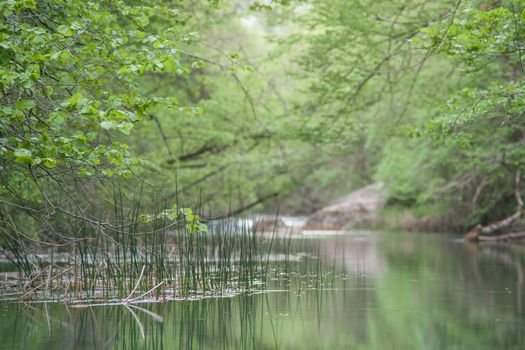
[1, 0, 525, 242]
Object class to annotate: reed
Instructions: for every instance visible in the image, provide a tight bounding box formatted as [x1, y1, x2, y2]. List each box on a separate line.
[1, 192, 303, 302]
[0, 183, 352, 303]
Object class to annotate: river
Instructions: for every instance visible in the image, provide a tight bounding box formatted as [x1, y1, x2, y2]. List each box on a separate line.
[1, 231, 524, 349]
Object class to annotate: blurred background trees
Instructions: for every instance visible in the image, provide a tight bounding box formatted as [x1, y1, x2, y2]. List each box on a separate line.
[1, 0, 524, 242]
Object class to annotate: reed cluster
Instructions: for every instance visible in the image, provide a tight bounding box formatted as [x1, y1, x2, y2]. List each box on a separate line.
[1, 215, 296, 302]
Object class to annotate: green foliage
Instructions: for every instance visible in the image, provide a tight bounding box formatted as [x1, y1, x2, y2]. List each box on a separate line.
[0, 0, 192, 180]
[2, 0, 524, 241]
[0, 0, 214, 237]
[140, 205, 206, 234]
[280, 0, 525, 229]
[408, 0, 525, 225]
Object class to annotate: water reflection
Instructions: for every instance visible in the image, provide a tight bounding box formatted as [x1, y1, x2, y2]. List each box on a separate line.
[1, 232, 524, 349]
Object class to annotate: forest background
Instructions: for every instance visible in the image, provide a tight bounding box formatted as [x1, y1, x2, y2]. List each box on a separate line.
[1, 0, 524, 245]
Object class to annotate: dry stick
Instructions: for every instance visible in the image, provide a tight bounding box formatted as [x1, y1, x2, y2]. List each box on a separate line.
[480, 210, 523, 235]
[123, 304, 145, 339]
[63, 280, 72, 299]
[127, 281, 165, 303]
[477, 232, 525, 241]
[44, 303, 52, 333]
[128, 304, 164, 322]
[88, 260, 104, 293]
[0, 292, 25, 297]
[21, 267, 73, 299]
[125, 265, 146, 301]
[45, 264, 52, 298]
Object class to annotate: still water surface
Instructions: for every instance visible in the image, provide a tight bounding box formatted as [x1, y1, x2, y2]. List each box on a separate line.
[1, 231, 524, 349]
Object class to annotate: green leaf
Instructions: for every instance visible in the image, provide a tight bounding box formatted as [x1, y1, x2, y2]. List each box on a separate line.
[22, 0, 36, 9]
[28, 64, 40, 80]
[42, 158, 57, 168]
[49, 112, 66, 125]
[13, 148, 32, 163]
[0, 47, 15, 65]
[57, 25, 73, 36]
[0, 107, 13, 116]
[62, 93, 85, 109]
[15, 99, 36, 111]
[59, 49, 74, 64]
[100, 121, 115, 130]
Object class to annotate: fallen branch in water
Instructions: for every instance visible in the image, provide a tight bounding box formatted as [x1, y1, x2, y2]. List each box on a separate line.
[475, 231, 525, 241]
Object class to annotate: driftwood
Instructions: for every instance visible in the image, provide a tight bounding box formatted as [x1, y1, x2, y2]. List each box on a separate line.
[465, 171, 524, 241]
[476, 231, 525, 241]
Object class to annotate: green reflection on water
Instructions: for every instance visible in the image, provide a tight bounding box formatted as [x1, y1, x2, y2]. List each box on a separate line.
[1, 232, 524, 349]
